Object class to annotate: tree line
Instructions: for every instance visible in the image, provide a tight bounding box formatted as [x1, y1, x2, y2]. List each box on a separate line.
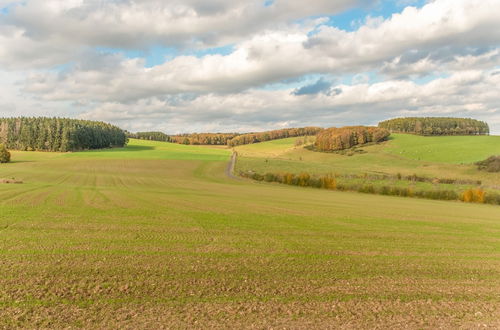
[170, 133, 240, 145]
[128, 131, 171, 142]
[130, 127, 322, 147]
[227, 127, 322, 147]
[378, 117, 489, 135]
[0, 117, 127, 152]
[315, 126, 390, 152]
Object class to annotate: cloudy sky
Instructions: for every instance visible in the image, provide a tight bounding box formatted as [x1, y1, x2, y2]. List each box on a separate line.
[1, 0, 499, 134]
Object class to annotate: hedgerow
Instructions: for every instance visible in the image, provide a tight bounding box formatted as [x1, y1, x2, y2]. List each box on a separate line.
[240, 171, 499, 205]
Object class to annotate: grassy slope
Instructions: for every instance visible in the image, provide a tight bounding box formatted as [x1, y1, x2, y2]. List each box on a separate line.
[386, 134, 500, 163]
[1, 139, 499, 328]
[235, 134, 500, 187]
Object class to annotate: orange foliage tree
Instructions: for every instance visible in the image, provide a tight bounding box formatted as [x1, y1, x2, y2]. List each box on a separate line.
[315, 126, 390, 152]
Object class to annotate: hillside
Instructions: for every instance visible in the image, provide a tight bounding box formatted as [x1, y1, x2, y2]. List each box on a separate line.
[386, 134, 500, 163]
[236, 134, 500, 176]
[1, 138, 499, 328]
[235, 134, 500, 203]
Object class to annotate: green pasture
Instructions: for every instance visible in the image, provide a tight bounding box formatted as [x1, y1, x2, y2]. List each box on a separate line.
[1, 138, 499, 328]
[235, 134, 500, 188]
[387, 134, 500, 163]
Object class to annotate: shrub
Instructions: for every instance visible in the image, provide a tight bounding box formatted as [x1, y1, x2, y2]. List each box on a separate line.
[484, 192, 500, 205]
[476, 155, 500, 173]
[0, 144, 10, 163]
[240, 170, 496, 206]
[320, 175, 337, 190]
[460, 188, 486, 203]
[359, 184, 375, 194]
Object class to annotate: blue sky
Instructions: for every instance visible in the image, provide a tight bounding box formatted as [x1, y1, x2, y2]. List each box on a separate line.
[0, 0, 499, 134]
[324, 0, 427, 31]
[108, 0, 428, 66]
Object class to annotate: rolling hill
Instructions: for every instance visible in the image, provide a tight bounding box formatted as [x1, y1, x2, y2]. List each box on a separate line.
[0, 138, 499, 328]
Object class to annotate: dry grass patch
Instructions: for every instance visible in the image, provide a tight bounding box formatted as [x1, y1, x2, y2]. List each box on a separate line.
[0, 178, 23, 184]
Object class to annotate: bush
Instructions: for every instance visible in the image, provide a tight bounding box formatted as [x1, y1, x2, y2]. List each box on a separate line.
[485, 192, 500, 205]
[476, 156, 500, 173]
[240, 170, 497, 205]
[0, 144, 10, 163]
[460, 188, 486, 203]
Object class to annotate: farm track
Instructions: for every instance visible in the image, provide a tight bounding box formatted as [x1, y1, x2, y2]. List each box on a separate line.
[225, 151, 239, 180]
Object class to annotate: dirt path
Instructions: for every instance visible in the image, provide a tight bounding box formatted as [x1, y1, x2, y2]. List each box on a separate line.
[225, 151, 240, 180]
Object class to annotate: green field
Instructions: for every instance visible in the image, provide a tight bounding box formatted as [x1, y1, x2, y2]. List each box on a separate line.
[1, 138, 499, 328]
[235, 134, 500, 190]
[386, 134, 500, 163]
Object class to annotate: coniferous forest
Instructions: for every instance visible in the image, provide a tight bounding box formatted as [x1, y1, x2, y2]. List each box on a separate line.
[378, 117, 489, 135]
[128, 131, 171, 142]
[0, 117, 127, 152]
[315, 126, 390, 152]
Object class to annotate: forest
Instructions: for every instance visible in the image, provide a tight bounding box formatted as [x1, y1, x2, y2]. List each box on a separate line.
[128, 131, 171, 142]
[315, 126, 390, 152]
[166, 127, 322, 146]
[227, 127, 322, 147]
[0, 117, 127, 152]
[378, 117, 489, 135]
[170, 133, 240, 145]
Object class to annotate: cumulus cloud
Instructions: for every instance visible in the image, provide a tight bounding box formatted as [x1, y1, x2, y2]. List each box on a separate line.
[76, 70, 500, 134]
[19, 0, 500, 102]
[1, 0, 500, 134]
[0, 0, 372, 68]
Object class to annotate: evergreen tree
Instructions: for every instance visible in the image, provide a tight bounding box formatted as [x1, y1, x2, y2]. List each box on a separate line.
[378, 117, 489, 135]
[128, 131, 171, 142]
[0, 117, 127, 152]
[0, 144, 10, 163]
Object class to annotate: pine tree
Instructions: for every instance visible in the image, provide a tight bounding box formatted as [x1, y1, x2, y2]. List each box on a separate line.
[0, 144, 10, 163]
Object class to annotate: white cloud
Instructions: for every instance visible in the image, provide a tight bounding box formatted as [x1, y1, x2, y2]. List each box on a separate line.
[76, 70, 500, 134]
[0, 0, 370, 66]
[1, 0, 500, 134]
[17, 0, 500, 101]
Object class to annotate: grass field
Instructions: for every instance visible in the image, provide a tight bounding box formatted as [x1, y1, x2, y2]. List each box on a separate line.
[386, 134, 500, 163]
[235, 134, 500, 190]
[1, 138, 499, 328]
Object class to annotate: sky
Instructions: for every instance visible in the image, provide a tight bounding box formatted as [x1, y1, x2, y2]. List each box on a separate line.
[0, 0, 499, 134]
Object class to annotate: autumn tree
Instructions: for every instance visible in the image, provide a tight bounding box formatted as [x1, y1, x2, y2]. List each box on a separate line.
[315, 126, 390, 152]
[227, 127, 322, 147]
